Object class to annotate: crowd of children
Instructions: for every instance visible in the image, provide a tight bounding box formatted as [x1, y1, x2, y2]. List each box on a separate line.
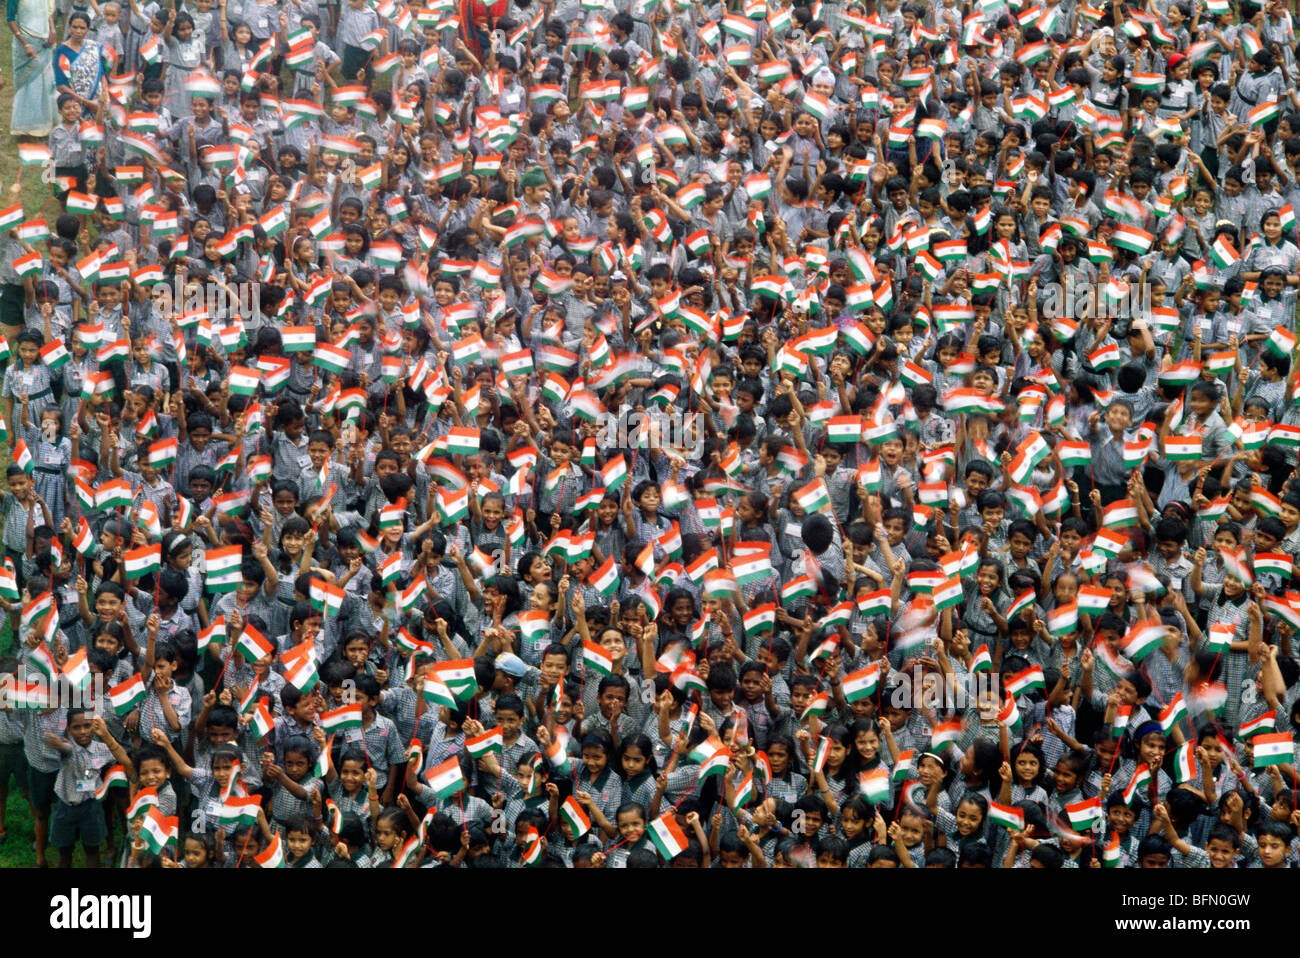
[1, 0, 1300, 870]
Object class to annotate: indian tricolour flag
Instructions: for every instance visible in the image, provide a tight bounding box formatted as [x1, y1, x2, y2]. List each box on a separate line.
[26, 641, 59, 686]
[1164, 741, 1195, 784]
[1006, 588, 1036, 622]
[559, 796, 591, 838]
[587, 556, 619, 597]
[1264, 326, 1300, 364]
[826, 415, 863, 444]
[282, 326, 316, 352]
[1158, 693, 1188, 734]
[1240, 709, 1276, 739]
[1066, 582, 1107, 613]
[204, 545, 242, 593]
[1255, 553, 1292, 581]
[1055, 436, 1086, 467]
[319, 704, 363, 734]
[930, 719, 963, 753]
[1086, 341, 1122, 373]
[313, 342, 351, 374]
[147, 437, 178, 469]
[1065, 797, 1102, 832]
[63, 647, 91, 692]
[793, 479, 830, 513]
[890, 751, 915, 785]
[1164, 435, 1201, 461]
[1111, 703, 1132, 738]
[253, 831, 285, 869]
[93, 764, 128, 800]
[1101, 833, 1122, 867]
[445, 427, 480, 456]
[122, 540, 159, 579]
[858, 766, 890, 803]
[600, 455, 628, 491]
[1252, 732, 1293, 767]
[21, 591, 51, 631]
[842, 664, 881, 703]
[1101, 499, 1140, 531]
[422, 676, 456, 709]
[282, 649, 319, 694]
[1121, 764, 1152, 805]
[465, 726, 504, 759]
[126, 788, 158, 822]
[228, 365, 260, 396]
[1121, 622, 1165, 663]
[18, 143, 51, 166]
[933, 576, 963, 610]
[856, 589, 891, 617]
[1005, 665, 1046, 697]
[1248, 97, 1281, 128]
[732, 550, 773, 585]
[1046, 602, 1078, 637]
[1111, 224, 1154, 254]
[424, 756, 466, 799]
[309, 578, 345, 616]
[742, 602, 776, 636]
[430, 659, 477, 701]
[140, 807, 179, 855]
[109, 674, 147, 715]
[1209, 235, 1239, 268]
[235, 625, 274, 664]
[1263, 595, 1300, 631]
[581, 639, 614, 676]
[647, 814, 690, 860]
[988, 801, 1025, 830]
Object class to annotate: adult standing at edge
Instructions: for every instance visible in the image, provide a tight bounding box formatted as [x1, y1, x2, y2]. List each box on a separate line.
[7, 0, 53, 138]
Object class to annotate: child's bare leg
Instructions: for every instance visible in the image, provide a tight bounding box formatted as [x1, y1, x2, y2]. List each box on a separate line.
[32, 810, 49, 866]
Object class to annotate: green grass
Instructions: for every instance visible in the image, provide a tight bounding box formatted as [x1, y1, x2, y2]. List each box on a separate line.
[1, 25, 69, 867]
[0, 622, 39, 868]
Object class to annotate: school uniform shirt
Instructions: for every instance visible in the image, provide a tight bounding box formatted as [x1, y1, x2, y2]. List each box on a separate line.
[21, 710, 66, 774]
[193, 735, 264, 790]
[269, 774, 323, 826]
[475, 731, 537, 799]
[378, 684, 419, 748]
[54, 737, 114, 805]
[338, 714, 403, 792]
[326, 782, 374, 841]
[137, 681, 193, 749]
[297, 459, 354, 503]
[418, 789, 493, 831]
[498, 774, 552, 833]
[1201, 587, 1255, 727]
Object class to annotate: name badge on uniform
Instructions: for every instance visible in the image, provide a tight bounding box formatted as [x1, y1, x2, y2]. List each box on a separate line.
[345, 728, 363, 744]
[784, 522, 802, 540]
[76, 775, 97, 794]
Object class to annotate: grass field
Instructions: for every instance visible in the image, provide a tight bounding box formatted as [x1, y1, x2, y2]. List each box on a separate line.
[1, 25, 66, 867]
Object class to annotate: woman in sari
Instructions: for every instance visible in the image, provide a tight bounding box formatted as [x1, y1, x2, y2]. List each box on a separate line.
[53, 12, 106, 110]
[456, 0, 505, 61]
[7, 0, 54, 137]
